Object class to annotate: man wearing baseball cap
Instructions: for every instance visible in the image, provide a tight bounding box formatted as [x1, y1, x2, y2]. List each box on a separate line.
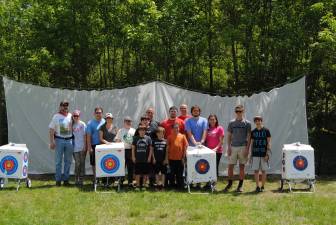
[48, 100, 73, 186]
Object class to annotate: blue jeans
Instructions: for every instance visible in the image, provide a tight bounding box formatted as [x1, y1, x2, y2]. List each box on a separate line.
[55, 138, 74, 182]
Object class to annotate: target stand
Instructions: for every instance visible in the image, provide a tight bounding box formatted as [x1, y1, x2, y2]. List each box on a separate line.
[186, 145, 217, 194]
[94, 143, 125, 193]
[279, 143, 315, 193]
[0, 143, 31, 191]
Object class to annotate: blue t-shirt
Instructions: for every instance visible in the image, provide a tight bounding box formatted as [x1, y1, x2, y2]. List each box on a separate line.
[185, 116, 208, 146]
[86, 118, 106, 145]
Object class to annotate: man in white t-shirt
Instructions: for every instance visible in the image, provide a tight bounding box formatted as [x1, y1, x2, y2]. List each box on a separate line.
[49, 100, 74, 186]
[115, 116, 136, 187]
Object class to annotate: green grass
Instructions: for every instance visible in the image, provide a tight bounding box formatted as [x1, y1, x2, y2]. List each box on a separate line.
[0, 178, 335, 225]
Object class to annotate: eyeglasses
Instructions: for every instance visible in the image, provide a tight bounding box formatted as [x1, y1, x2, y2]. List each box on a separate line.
[235, 111, 243, 113]
[95, 112, 102, 114]
[73, 115, 79, 118]
[125, 120, 132, 122]
[62, 104, 69, 107]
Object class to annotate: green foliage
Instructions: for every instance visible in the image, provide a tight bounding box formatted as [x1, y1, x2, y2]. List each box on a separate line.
[0, 0, 335, 169]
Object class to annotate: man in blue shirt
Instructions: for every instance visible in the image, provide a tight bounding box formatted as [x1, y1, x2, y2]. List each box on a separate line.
[185, 105, 208, 146]
[86, 106, 105, 179]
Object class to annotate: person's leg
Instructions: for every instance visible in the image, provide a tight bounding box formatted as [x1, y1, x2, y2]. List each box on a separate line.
[261, 171, 266, 189]
[135, 175, 140, 187]
[73, 152, 80, 184]
[176, 160, 184, 189]
[254, 170, 260, 190]
[169, 160, 177, 187]
[79, 151, 86, 184]
[63, 140, 74, 183]
[216, 153, 222, 177]
[54, 139, 63, 184]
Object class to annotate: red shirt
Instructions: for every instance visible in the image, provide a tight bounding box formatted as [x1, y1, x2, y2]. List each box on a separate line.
[178, 115, 192, 121]
[160, 118, 185, 138]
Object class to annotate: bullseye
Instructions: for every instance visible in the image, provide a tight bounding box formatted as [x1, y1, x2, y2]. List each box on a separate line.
[293, 155, 308, 171]
[195, 159, 210, 174]
[0, 156, 18, 175]
[100, 154, 120, 174]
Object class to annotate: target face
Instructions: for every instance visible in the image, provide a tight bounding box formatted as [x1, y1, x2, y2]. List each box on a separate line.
[100, 154, 120, 174]
[22, 165, 27, 177]
[293, 155, 308, 171]
[195, 159, 210, 174]
[23, 152, 28, 163]
[0, 156, 18, 175]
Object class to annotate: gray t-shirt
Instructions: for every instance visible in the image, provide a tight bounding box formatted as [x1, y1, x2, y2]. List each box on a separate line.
[227, 119, 251, 147]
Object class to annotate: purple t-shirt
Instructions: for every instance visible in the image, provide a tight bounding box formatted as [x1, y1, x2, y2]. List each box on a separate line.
[205, 126, 224, 153]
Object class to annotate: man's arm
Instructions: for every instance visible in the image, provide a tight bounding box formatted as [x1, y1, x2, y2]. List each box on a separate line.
[200, 129, 207, 145]
[86, 133, 92, 153]
[227, 131, 232, 156]
[131, 145, 136, 163]
[49, 128, 56, 150]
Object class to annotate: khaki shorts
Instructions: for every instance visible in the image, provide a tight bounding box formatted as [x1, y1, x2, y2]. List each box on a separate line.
[251, 157, 269, 171]
[228, 146, 248, 165]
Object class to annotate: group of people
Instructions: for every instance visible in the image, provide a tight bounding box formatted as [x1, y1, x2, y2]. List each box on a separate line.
[48, 101, 271, 193]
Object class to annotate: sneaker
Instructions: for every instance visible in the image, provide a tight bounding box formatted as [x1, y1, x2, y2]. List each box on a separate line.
[222, 184, 232, 193]
[134, 186, 140, 191]
[128, 183, 134, 189]
[56, 181, 61, 187]
[63, 181, 70, 186]
[255, 187, 261, 193]
[260, 186, 265, 192]
[236, 186, 243, 193]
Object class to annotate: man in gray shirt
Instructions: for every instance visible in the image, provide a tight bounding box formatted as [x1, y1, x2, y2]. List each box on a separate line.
[223, 105, 251, 193]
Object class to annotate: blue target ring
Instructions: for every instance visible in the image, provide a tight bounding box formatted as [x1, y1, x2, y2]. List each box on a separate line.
[24, 152, 28, 163]
[195, 159, 210, 174]
[0, 155, 18, 175]
[293, 155, 308, 171]
[22, 165, 28, 177]
[100, 154, 120, 174]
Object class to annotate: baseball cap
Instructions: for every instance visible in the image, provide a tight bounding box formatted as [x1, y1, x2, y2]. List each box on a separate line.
[105, 113, 113, 119]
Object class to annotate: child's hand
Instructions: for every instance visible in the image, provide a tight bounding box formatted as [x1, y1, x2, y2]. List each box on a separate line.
[264, 154, 269, 162]
[132, 157, 136, 163]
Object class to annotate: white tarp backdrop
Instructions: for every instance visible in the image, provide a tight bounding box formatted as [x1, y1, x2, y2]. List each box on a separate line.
[3, 76, 309, 175]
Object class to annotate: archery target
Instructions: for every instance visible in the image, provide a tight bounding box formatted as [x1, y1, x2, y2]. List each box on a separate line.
[293, 155, 308, 171]
[0, 156, 18, 175]
[22, 165, 28, 177]
[100, 154, 120, 174]
[24, 152, 28, 163]
[195, 159, 210, 174]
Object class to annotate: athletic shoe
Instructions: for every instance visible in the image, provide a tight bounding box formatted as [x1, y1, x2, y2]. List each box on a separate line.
[63, 181, 70, 186]
[56, 181, 61, 187]
[255, 187, 261, 193]
[261, 186, 265, 192]
[222, 184, 232, 193]
[236, 186, 243, 193]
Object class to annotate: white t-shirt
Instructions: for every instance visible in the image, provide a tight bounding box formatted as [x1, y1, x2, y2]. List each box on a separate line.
[115, 127, 136, 149]
[73, 121, 86, 152]
[48, 113, 73, 138]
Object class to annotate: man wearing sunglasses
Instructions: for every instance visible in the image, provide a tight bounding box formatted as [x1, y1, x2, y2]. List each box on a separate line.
[224, 105, 251, 193]
[49, 100, 74, 186]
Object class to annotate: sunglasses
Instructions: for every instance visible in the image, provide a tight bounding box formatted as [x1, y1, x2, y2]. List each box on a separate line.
[125, 120, 132, 122]
[62, 104, 69, 107]
[235, 110, 243, 113]
[95, 112, 102, 114]
[73, 115, 79, 118]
